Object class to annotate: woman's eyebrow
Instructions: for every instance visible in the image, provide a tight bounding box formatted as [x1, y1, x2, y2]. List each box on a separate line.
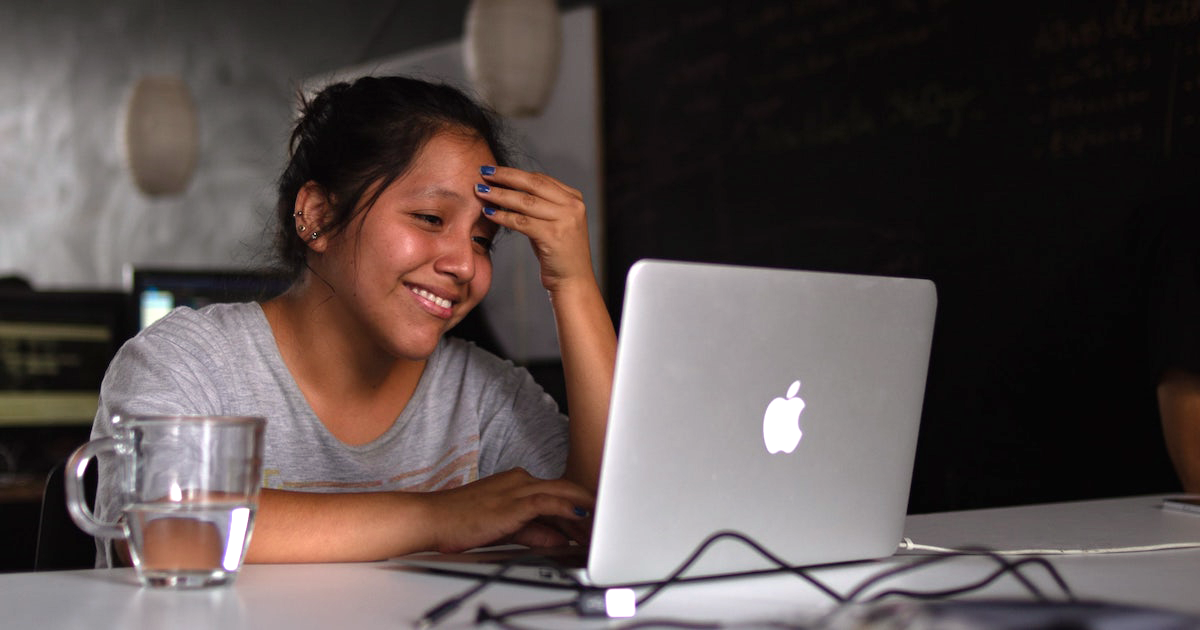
[414, 185, 469, 202]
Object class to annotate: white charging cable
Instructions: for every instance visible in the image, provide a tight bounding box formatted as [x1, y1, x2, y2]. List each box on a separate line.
[899, 537, 1200, 555]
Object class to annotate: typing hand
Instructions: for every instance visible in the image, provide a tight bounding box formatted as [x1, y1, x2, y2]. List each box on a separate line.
[422, 468, 594, 553]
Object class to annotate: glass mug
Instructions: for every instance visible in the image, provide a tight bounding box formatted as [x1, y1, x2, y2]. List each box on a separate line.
[66, 415, 266, 588]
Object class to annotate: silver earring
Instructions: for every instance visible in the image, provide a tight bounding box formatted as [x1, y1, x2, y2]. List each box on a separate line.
[298, 225, 307, 233]
[293, 210, 304, 218]
[309, 230, 321, 241]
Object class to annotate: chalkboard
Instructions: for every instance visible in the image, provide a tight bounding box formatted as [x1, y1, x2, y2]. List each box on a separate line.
[600, 0, 1197, 513]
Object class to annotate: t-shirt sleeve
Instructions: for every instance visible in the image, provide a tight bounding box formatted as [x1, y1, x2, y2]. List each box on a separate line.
[483, 366, 570, 480]
[95, 321, 226, 423]
[445, 341, 569, 481]
[90, 309, 231, 567]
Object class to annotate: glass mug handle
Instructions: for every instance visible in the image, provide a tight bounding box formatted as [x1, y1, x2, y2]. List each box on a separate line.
[65, 437, 125, 540]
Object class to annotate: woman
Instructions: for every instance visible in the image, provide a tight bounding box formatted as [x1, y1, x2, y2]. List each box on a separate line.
[92, 75, 616, 564]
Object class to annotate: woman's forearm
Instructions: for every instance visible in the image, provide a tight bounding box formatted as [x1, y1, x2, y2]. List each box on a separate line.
[245, 469, 595, 563]
[246, 488, 432, 563]
[550, 279, 617, 493]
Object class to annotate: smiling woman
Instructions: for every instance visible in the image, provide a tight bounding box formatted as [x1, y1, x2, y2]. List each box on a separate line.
[89, 75, 616, 566]
[285, 132, 500, 363]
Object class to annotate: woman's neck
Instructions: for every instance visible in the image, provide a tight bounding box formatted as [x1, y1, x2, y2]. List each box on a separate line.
[261, 279, 427, 445]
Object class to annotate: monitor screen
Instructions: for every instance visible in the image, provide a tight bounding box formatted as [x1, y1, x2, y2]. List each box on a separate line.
[125, 267, 290, 333]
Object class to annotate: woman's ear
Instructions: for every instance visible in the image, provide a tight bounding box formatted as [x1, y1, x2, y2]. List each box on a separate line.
[294, 181, 332, 252]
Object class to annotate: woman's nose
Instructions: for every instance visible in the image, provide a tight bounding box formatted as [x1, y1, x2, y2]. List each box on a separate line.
[434, 235, 475, 282]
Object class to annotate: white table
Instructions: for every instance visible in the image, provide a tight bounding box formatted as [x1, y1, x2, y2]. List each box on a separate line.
[3, 494, 1200, 629]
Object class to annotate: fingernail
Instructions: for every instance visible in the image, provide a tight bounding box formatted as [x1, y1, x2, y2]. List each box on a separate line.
[574, 506, 591, 518]
[482, 206, 497, 216]
[480, 165, 496, 176]
[476, 183, 490, 193]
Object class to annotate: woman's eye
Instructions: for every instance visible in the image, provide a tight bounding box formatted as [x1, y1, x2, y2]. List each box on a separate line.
[414, 213, 442, 226]
[472, 236, 494, 253]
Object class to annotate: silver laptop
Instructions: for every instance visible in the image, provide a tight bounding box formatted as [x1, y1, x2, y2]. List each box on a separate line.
[399, 259, 937, 587]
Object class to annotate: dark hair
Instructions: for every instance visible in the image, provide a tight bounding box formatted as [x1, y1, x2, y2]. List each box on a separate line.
[272, 75, 513, 277]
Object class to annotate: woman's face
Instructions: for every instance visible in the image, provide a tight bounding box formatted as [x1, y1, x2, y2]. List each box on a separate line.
[312, 131, 498, 361]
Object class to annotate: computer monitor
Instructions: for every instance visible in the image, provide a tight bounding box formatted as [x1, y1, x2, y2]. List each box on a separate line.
[0, 290, 127, 427]
[123, 266, 290, 334]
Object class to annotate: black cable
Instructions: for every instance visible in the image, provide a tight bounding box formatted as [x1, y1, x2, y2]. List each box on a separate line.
[477, 606, 728, 630]
[633, 530, 847, 608]
[866, 563, 1047, 603]
[798, 550, 1077, 630]
[464, 529, 845, 627]
[414, 554, 585, 630]
[445, 530, 841, 628]
[418, 532, 1078, 629]
[468, 530, 846, 629]
[841, 548, 1074, 604]
[604, 620, 724, 630]
[475, 600, 577, 624]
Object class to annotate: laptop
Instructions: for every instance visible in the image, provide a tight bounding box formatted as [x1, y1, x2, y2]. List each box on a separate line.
[398, 259, 937, 587]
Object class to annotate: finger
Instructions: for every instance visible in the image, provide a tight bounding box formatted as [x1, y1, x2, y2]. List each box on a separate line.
[476, 170, 586, 224]
[482, 471, 596, 519]
[479, 203, 534, 235]
[509, 521, 571, 548]
[512, 492, 593, 526]
[481, 165, 581, 204]
[489, 469, 593, 504]
[476, 182, 558, 223]
[511, 478, 595, 510]
[540, 515, 592, 546]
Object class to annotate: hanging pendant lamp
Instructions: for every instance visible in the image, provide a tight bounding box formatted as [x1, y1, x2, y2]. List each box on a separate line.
[463, 0, 562, 118]
[123, 75, 199, 197]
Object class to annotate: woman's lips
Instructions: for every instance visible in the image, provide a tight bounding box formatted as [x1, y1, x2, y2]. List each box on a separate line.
[407, 284, 455, 318]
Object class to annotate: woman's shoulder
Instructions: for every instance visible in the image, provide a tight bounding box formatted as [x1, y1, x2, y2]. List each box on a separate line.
[144, 302, 267, 338]
[430, 337, 562, 411]
[430, 337, 548, 397]
[125, 302, 271, 364]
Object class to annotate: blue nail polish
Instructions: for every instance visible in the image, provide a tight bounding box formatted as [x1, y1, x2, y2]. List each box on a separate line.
[476, 183, 490, 193]
[480, 165, 496, 176]
[574, 506, 591, 518]
[482, 206, 497, 216]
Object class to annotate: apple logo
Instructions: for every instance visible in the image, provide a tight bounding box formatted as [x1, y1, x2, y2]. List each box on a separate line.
[762, 380, 805, 454]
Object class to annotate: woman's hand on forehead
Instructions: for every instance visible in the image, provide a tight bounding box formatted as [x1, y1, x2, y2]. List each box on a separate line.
[473, 165, 596, 292]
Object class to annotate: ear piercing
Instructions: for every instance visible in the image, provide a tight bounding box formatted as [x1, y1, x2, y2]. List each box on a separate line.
[293, 210, 318, 239]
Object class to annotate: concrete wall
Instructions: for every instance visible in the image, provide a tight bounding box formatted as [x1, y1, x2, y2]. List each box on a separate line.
[0, 1, 418, 289]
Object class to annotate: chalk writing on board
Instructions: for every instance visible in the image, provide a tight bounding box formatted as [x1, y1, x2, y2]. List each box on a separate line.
[887, 82, 982, 138]
[1026, 1, 1200, 159]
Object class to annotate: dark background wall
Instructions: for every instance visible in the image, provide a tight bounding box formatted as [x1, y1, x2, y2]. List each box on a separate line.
[598, 0, 1192, 513]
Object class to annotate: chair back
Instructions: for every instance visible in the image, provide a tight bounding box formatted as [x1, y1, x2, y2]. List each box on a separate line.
[35, 460, 99, 570]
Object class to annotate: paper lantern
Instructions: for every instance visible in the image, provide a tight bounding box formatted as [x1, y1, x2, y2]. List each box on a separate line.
[464, 0, 562, 118]
[124, 76, 199, 196]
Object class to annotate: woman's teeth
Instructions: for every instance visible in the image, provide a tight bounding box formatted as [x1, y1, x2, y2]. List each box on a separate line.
[411, 287, 451, 309]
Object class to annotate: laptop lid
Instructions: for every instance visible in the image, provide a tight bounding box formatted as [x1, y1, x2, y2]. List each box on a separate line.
[585, 259, 936, 586]
[397, 259, 936, 587]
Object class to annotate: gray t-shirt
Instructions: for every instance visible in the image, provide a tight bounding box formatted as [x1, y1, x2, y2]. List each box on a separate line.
[91, 302, 568, 565]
